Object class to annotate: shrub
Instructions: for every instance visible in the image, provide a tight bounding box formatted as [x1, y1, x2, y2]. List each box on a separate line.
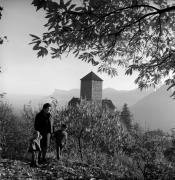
[0, 101, 35, 159]
[53, 101, 129, 164]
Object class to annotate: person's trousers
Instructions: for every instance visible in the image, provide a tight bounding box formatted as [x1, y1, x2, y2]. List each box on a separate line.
[31, 151, 39, 166]
[39, 133, 50, 161]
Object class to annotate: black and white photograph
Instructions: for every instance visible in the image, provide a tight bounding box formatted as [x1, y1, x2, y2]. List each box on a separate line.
[1, 0, 175, 179]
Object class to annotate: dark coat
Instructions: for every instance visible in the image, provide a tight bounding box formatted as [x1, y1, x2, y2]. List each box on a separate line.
[34, 110, 53, 136]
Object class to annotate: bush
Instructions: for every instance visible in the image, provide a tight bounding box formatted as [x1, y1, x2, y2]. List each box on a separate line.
[53, 101, 129, 164]
[0, 101, 35, 159]
[123, 129, 174, 179]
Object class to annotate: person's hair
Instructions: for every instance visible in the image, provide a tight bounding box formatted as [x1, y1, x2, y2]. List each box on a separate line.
[61, 124, 67, 129]
[43, 103, 51, 110]
[33, 130, 39, 138]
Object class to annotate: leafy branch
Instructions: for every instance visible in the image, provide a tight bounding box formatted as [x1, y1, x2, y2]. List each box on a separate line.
[30, 0, 175, 91]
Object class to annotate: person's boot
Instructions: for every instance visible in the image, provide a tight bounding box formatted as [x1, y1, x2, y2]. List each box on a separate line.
[36, 158, 42, 167]
[31, 153, 41, 168]
[31, 160, 41, 168]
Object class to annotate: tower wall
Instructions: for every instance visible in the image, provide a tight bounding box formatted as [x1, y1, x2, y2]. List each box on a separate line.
[80, 80, 92, 100]
[91, 80, 102, 101]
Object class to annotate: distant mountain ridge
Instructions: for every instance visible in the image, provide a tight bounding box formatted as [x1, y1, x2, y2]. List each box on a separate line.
[6, 87, 153, 113]
[102, 88, 154, 109]
[51, 89, 80, 107]
[52, 87, 154, 109]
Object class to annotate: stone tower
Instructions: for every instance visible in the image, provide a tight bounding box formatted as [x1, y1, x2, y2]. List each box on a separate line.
[80, 71, 103, 101]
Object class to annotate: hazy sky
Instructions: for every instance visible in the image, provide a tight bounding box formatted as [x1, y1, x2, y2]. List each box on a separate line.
[0, 0, 138, 95]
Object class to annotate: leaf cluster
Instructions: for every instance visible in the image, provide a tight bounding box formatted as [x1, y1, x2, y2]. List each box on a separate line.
[31, 0, 175, 91]
[123, 129, 171, 179]
[54, 101, 129, 159]
[0, 6, 7, 45]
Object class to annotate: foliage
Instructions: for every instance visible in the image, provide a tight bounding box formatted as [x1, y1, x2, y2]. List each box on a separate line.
[120, 103, 133, 131]
[53, 101, 129, 162]
[0, 101, 35, 159]
[0, 5, 7, 74]
[31, 0, 175, 92]
[123, 129, 172, 179]
[0, 6, 7, 45]
[2, 99, 175, 178]
[0, 5, 3, 45]
[163, 131, 175, 163]
[0, 101, 15, 157]
[52, 102, 175, 179]
[102, 99, 115, 111]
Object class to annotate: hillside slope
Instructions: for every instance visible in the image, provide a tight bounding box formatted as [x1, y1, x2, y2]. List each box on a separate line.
[103, 88, 154, 109]
[131, 85, 175, 131]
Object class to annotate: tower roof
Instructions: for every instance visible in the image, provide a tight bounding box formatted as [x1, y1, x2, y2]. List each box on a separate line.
[81, 71, 103, 81]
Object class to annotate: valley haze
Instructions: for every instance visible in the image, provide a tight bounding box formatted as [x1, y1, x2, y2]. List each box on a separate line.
[4, 85, 175, 132]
